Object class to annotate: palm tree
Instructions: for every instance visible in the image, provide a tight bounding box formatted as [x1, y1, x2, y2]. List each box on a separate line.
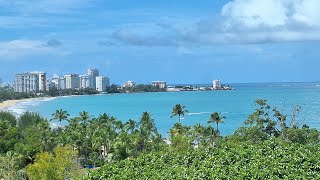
[51, 109, 70, 126]
[125, 119, 136, 133]
[170, 104, 189, 124]
[79, 111, 90, 126]
[208, 112, 225, 133]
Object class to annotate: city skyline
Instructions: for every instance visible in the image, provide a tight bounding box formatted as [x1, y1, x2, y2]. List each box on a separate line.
[1, 0, 320, 84]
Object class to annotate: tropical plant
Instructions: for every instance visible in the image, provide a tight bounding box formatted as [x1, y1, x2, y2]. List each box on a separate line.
[170, 104, 189, 124]
[51, 109, 70, 126]
[208, 112, 225, 134]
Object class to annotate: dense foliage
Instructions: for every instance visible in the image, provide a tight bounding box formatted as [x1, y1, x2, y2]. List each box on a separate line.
[0, 99, 319, 179]
[0, 87, 36, 103]
[106, 84, 166, 94]
[87, 139, 320, 179]
[46, 87, 99, 97]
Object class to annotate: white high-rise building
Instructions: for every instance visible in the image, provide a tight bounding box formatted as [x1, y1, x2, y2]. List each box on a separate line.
[51, 75, 60, 89]
[51, 75, 66, 90]
[213, 79, 222, 89]
[96, 76, 110, 92]
[59, 77, 66, 90]
[152, 81, 167, 89]
[86, 68, 99, 89]
[65, 74, 80, 89]
[80, 75, 90, 89]
[14, 72, 46, 93]
[36, 72, 46, 92]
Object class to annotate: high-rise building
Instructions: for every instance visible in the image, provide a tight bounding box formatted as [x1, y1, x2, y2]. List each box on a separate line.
[65, 74, 80, 89]
[59, 77, 66, 90]
[14, 72, 46, 93]
[96, 76, 110, 92]
[86, 68, 99, 89]
[37, 72, 46, 92]
[152, 81, 167, 89]
[213, 79, 222, 89]
[51, 75, 66, 90]
[80, 75, 90, 89]
[46, 79, 54, 91]
[0, 77, 2, 85]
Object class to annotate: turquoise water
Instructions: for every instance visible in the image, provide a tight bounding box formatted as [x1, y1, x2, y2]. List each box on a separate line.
[14, 82, 320, 136]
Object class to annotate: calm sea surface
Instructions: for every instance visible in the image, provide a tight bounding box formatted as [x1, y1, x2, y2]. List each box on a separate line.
[11, 82, 320, 136]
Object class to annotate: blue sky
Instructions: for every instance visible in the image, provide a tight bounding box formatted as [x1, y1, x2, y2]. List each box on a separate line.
[0, 0, 320, 84]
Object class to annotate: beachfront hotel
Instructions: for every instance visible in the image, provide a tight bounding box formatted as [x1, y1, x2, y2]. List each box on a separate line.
[14, 72, 47, 93]
[65, 74, 80, 89]
[80, 75, 90, 89]
[152, 81, 167, 89]
[96, 76, 110, 92]
[51, 75, 66, 90]
[87, 68, 99, 89]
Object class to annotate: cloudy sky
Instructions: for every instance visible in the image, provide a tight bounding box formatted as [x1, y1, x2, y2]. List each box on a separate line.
[0, 0, 319, 84]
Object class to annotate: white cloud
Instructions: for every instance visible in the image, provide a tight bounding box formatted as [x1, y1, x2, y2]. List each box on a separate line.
[217, 0, 320, 43]
[222, 0, 320, 28]
[222, 0, 289, 28]
[0, 40, 66, 59]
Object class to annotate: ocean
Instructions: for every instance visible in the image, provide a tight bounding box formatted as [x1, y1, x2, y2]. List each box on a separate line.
[9, 82, 320, 136]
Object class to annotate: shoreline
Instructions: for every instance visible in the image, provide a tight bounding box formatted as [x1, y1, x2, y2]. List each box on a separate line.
[0, 97, 54, 112]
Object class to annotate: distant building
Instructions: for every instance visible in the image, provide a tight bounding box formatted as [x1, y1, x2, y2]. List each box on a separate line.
[59, 77, 66, 90]
[80, 75, 90, 89]
[86, 68, 99, 89]
[36, 72, 46, 92]
[14, 72, 46, 93]
[123, 81, 136, 88]
[96, 76, 110, 92]
[152, 81, 167, 89]
[65, 74, 80, 89]
[0, 77, 2, 85]
[46, 79, 54, 91]
[213, 79, 222, 89]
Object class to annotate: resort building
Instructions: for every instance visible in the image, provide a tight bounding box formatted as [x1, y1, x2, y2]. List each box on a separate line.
[152, 81, 167, 89]
[123, 81, 136, 88]
[86, 68, 99, 89]
[51, 75, 66, 90]
[96, 76, 110, 92]
[59, 77, 66, 90]
[14, 71, 47, 93]
[80, 75, 90, 89]
[213, 79, 222, 89]
[46, 79, 54, 91]
[65, 74, 80, 89]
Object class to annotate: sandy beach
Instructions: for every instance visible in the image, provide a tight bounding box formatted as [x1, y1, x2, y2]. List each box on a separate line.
[0, 97, 52, 111]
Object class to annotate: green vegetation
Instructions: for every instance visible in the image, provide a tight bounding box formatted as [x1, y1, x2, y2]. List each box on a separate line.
[0, 99, 319, 179]
[170, 104, 189, 123]
[46, 87, 99, 97]
[106, 84, 166, 94]
[87, 139, 320, 179]
[0, 87, 36, 103]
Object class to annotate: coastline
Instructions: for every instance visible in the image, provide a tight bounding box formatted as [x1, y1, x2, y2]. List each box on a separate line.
[0, 97, 53, 112]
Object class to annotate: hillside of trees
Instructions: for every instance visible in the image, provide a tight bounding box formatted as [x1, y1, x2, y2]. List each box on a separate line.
[0, 99, 319, 179]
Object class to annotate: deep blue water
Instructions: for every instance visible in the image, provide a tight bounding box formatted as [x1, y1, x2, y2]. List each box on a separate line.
[11, 82, 320, 136]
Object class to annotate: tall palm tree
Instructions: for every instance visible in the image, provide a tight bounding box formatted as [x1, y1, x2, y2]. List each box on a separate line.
[79, 111, 90, 126]
[51, 109, 70, 126]
[170, 104, 189, 124]
[208, 112, 225, 133]
[125, 119, 136, 133]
